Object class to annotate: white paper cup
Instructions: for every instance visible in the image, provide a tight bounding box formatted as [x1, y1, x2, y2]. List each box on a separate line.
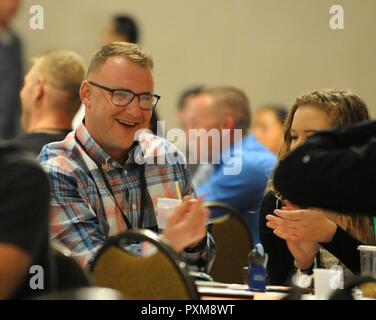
[156, 198, 182, 229]
[357, 245, 376, 298]
[358, 245, 376, 278]
[313, 268, 343, 300]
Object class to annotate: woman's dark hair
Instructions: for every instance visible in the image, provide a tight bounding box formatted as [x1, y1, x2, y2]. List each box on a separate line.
[114, 15, 139, 43]
[258, 104, 288, 125]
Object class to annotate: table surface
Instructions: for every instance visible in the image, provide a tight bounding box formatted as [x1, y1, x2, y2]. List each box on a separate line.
[202, 292, 283, 300]
[197, 282, 289, 300]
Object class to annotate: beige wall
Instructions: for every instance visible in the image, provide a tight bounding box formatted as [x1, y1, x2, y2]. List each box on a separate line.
[13, 0, 376, 130]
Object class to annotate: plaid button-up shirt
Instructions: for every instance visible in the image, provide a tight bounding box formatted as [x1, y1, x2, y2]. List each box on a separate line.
[39, 123, 215, 269]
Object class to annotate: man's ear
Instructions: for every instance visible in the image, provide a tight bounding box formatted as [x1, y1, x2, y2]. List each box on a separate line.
[221, 114, 236, 130]
[79, 80, 91, 108]
[33, 77, 44, 102]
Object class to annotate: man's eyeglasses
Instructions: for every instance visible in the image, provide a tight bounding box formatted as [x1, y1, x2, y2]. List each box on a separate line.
[88, 81, 160, 110]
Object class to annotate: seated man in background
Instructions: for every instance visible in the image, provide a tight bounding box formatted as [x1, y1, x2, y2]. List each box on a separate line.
[0, 143, 53, 299]
[184, 87, 276, 243]
[177, 85, 205, 132]
[39, 42, 215, 271]
[176, 85, 206, 182]
[11, 50, 86, 155]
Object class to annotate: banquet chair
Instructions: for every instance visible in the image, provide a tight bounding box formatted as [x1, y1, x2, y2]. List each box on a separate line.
[51, 241, 92, 290]
[90, 229, 199, 300]
[205, 201, 253, 284]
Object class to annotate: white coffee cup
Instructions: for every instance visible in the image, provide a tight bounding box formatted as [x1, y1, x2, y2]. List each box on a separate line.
[313, 267, 343, 300]
[156, 198, 182, 229]
[357, 245, 376, 278]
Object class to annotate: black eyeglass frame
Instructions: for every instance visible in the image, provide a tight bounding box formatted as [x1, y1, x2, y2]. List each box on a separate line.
[88, 80, 160, 110]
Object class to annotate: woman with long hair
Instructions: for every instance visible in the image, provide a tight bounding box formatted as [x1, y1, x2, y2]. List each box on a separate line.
[260, 89, 374, 285]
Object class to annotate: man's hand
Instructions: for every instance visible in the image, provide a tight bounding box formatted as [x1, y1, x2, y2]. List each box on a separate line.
[162, 198, 208, 253]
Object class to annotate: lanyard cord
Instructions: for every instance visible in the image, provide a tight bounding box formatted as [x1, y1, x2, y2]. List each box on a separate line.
[75, 135, 149, 230]
[95, 163, 146, 230]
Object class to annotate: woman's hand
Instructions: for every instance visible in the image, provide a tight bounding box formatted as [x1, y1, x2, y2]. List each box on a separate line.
[266, 200, 320, 270]
[266, 204, 337, 243]
[286, 240, 319, 270]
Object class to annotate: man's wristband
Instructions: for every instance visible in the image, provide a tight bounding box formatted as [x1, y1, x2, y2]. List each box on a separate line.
[184, 235, 207, 253]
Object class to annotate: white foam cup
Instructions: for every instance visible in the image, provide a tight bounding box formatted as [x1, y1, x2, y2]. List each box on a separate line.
[156, 198, 182, 229]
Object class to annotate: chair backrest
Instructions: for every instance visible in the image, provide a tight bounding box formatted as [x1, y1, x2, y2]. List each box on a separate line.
[205, 201, 253, 284]
[51, 241, 92, 290]
[90, 229, 199, 300]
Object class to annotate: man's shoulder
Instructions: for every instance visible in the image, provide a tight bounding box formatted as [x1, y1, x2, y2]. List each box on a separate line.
[225, 136, 275, 169]
[0, 141, 29, 158]
[38, 132, 84, 172]
[10, 133, 59, 156]
[0, 143, 49, 198]
[241, 136, 276, 164]
[0, 142, 42, 171]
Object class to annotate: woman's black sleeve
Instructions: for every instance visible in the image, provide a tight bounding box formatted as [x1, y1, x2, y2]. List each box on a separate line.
[274, 120, 376, 216]
[320, 226, 362, 273]
[259, 191, 294, 285]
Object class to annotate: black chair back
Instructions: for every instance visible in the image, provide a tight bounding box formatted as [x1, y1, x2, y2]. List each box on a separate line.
[51, 241, 92, 290]
[205, 201, 253, 284]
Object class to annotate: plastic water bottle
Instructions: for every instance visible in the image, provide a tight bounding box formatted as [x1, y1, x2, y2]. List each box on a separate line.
[248, 244, 268, 292]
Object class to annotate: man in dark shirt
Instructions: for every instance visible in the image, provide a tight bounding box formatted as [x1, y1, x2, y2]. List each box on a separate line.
[0, 0, 23, 139]
[11, 50, 86, 155]
[0, 143, 53, 299]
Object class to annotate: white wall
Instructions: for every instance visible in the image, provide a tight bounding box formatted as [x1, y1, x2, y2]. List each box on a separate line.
[13, 0, 376, 130]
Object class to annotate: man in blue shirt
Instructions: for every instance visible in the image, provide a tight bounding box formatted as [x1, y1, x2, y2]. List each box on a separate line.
[184, 87, 276, 243]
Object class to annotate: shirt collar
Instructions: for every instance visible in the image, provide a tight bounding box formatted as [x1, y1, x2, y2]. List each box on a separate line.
[75, 123, 109, 166]
[75, 122, 145, 169]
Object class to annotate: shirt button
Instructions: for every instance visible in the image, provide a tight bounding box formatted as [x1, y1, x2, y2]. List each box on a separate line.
[302, 155, 311, 163]
[132, 204, 137, 210]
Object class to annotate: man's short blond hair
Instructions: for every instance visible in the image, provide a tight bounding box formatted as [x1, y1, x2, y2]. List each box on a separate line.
[87, 41, 154, 76]
[32, 50, 86, 105]
[203, 87, 251, 132]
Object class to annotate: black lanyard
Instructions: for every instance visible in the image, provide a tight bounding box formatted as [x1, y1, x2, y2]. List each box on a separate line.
[75, 135, 153, 231]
